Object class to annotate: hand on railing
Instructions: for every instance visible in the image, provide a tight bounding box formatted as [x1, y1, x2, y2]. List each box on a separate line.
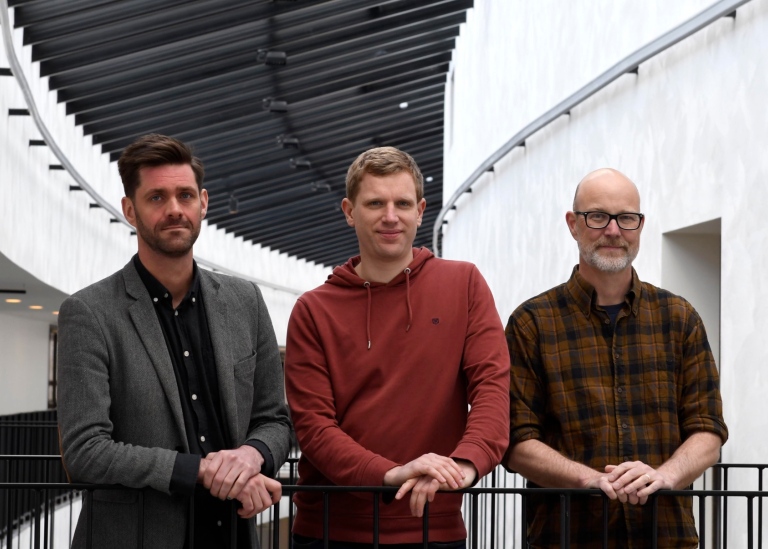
[383, 454, 476, 517]
[199, 445, 281, 518]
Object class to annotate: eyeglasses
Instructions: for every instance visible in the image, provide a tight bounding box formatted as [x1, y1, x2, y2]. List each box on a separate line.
[573, 211, 644, 230]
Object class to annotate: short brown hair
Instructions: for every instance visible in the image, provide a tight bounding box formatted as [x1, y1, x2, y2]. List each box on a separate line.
[345, 146, 424, 203]
[117, 133, 205, 198]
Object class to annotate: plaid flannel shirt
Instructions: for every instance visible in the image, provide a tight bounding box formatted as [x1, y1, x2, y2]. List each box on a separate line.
[506, 266, 728, 548]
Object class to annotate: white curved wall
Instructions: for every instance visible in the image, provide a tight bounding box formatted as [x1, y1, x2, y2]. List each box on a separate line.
[443, 0, 768, 544]
[0, 10, 331, 345]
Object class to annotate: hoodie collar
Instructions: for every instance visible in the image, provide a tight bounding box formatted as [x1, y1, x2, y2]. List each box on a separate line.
[327, 247, 434, 350]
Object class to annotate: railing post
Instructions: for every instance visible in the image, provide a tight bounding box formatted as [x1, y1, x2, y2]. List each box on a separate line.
[490, 470, 497, 549]
[758, 467, 764, 549]
[322, 492, 329, 549]
[747, 496, 754, 549]
[520, 491, 527, 549]
[559, 493, 568, 549]
[470, 493, 479, 549]
[137, 490, 144, 549]
[272, 496, 281, 549]
[85, 490, 93, 549]
[373, 492, 379, 549]
[229, 499, 237, 549]
[699, 494, 707, 548]
[602, 495, 609, 549]
[188, 492, 195, 549]
[33, 489, 41, 549]
[723, 466, 730, 549]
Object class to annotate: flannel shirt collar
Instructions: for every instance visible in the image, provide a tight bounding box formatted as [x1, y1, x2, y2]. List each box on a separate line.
[566, 265, 642, 319]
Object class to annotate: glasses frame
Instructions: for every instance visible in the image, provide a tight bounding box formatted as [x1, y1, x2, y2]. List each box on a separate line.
[573, 211, 645, 230]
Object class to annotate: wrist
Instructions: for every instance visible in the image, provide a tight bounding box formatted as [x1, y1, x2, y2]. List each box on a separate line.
[383, 466, 402, 486]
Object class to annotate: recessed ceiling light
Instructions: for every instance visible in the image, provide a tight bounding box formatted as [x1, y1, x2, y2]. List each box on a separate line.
[52, 311, 59, 315]
[399, 102, 409, 109]
[426, 176, 434, 183]
[29, 305, 43, 310]
[5, 298, 21, 303]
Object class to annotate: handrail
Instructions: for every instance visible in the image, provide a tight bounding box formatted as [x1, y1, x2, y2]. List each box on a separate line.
[0, 1, 303, 296]
[433, 0, 752, 255]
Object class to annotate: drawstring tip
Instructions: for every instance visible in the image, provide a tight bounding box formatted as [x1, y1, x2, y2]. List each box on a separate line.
[367, 340, 371, 350]
[405, 324, 411, 332]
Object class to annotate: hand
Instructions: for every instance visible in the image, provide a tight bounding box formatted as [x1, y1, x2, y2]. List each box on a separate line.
[403, 460, 478, 518]
[604, 461, 672, 505]
[234, 474, 282, 519]
[384, 455, 471, 518]
[201, 445, 265, 500]
[384, 453, 466, 494]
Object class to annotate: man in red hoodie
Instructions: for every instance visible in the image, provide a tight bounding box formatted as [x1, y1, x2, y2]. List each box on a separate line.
[285, 147, 510, 548]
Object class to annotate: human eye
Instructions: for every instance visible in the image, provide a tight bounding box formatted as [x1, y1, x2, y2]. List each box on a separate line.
[587, 212, 608, 223]
[180, 192, 194, 200]
[618, 213, 638, 224]
[398, 200, 412, 208]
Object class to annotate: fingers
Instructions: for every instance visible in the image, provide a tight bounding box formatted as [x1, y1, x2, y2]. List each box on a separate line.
[395, 477, 419, 500]
[403, 454, 465, 488]
[203, 447, 263, 500]
[408, 476, 440, 517]
[236, 475, 282, 519]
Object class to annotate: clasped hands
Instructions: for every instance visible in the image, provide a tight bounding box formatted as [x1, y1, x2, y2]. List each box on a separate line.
[198, 445, 281, 519]
[383, 453, 477, 517]
[587, 460, 673, 505]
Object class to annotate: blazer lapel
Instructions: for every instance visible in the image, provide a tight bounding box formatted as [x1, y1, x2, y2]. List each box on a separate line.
[200, 271, 239, 447]
[122, 261, 188, 451]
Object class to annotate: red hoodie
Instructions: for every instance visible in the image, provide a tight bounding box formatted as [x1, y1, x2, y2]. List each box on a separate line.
[285, 247, 510, 543]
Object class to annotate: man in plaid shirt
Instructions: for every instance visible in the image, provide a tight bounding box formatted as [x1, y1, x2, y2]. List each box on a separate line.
[505, 168, 728, 548]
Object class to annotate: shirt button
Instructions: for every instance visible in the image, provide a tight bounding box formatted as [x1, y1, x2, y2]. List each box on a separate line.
[217, 521, 222, 527]
[622, 423, 628, 429]
[604, 319, 610, 324]
[184, 351, 189, 357]
[200, 435, 206, 442]
[191, 394, 197, 400]
[164, 293, 168, 298]
[615, 353, 620, 359]
[153, 297, 158, 303]
[192, 297, 196, 303]
[617, 387, 624, 393]
[174, 311, 178, 316]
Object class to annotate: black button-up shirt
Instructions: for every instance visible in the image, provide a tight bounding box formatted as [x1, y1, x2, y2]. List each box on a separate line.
[133, 255, 273, 548]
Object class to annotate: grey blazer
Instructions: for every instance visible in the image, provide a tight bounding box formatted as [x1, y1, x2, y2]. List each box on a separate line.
[57, 259, 292, 549]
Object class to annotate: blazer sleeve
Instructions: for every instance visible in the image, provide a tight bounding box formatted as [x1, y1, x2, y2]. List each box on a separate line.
[57, 295, 178, 494]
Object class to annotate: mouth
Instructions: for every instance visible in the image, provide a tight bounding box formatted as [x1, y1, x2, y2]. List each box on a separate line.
[161, 225, 190, 233]
[378, 230, 402, 240]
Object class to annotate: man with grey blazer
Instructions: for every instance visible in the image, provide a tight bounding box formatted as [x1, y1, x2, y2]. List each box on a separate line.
[57, 134, 292, 549]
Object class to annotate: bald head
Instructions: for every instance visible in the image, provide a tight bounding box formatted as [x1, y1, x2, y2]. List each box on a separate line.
[573, 168, 640, 212]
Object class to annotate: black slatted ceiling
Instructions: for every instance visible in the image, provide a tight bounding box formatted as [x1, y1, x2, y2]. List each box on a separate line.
[9, 0, 472, 267]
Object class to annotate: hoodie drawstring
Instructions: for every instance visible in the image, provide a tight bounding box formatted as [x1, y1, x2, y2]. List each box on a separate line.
[363, 267, 413, 349]
[364, 281, 372, 350]
[404, 268, 412, 332]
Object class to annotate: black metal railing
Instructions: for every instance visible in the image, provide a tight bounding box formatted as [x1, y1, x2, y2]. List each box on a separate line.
[2, 455, 767, 549]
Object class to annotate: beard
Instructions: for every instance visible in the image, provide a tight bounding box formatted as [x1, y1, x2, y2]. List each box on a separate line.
[578, 236, 638, 273]
[134, 211, 201, 258]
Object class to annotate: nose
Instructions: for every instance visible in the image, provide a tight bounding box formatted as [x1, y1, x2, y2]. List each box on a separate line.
[166, 197, 184, 218]
[382, 203, 398, 223]
[603, 218, 622, 236]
